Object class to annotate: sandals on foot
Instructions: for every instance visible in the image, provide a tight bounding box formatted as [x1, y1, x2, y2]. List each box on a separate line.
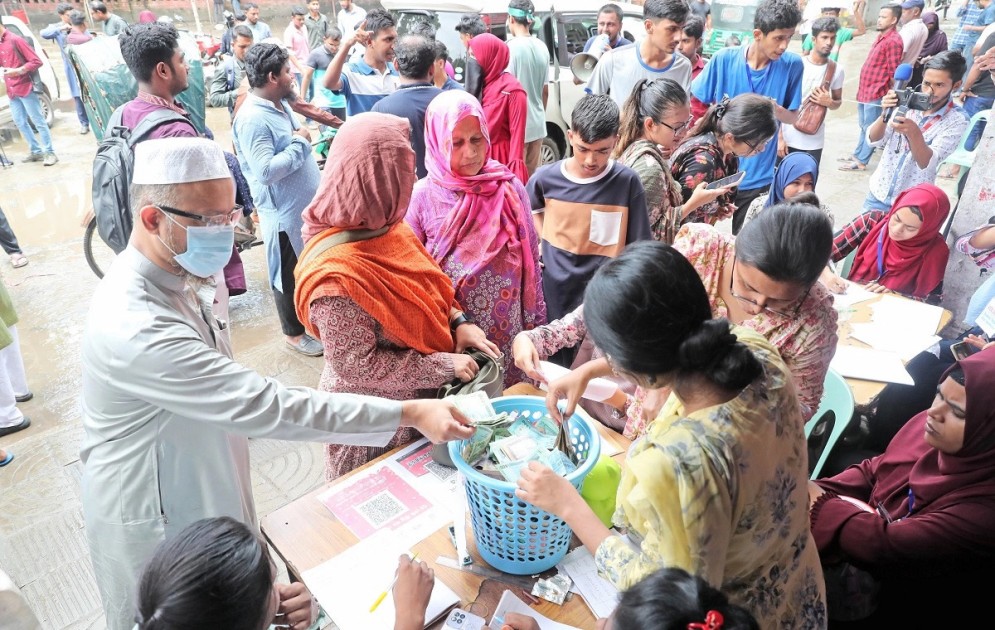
[9, 253, 27, 268]
[0, 451, 12, 467]
[838, 161, 867, 171]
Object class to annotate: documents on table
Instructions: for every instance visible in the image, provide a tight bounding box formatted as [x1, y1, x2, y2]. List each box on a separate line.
[303, 531, 460, 630]
[849, 322, 940, 362]
[830, 345, 914, 385]
[557, 547, 620, 619]
[870, 295, 944, 333]
[317, 439, 459, 541]
[538, 360, 618, 402]
[831, 283, 877, 309]
[491, 590, 581, 630]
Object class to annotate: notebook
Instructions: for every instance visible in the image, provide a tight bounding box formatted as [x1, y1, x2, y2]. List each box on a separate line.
[302, 532, 460, 630]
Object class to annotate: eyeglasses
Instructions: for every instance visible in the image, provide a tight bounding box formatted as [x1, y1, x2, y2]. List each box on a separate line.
[728, 258, 810, 318]
[157, 205, 244, 227]
[658, 114, 694, 135]
[742, 137, 770, 156]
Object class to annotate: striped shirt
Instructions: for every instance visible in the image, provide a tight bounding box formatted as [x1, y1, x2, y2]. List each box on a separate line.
[337, 59, 398, 116]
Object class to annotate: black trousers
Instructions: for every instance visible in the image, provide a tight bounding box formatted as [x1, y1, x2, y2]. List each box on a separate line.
[0, 207, 23, 256]
[272, 231, 305, 337]
[732, 186, 767, 234]
[787, 146, 823, 168]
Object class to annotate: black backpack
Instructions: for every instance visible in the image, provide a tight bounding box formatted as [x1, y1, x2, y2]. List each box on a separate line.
[91, 106, 190, 253]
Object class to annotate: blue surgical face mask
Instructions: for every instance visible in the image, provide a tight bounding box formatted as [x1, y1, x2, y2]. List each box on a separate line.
[159, 212, 235, 278]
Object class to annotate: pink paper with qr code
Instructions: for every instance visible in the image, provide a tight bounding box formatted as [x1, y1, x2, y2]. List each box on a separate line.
[318, 467, 434, 539]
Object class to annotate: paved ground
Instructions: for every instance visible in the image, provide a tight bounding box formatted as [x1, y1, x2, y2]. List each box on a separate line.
[0, 19, 963, 629]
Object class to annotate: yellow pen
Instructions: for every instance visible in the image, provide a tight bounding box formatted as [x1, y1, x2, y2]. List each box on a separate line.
[369, 552, 419, 613]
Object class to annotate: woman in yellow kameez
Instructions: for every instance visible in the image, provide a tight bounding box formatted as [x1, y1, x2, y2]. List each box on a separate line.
[517, 241, 827, 629]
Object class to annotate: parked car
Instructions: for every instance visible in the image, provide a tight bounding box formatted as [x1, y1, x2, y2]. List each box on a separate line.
[384, 0, 645, 165]
[0, 15, 62, 129]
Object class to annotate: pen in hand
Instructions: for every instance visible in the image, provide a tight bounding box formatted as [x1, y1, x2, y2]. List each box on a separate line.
[370, 551, 419, 612]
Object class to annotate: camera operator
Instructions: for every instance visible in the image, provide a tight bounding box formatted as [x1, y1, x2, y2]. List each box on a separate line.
[862, 50, 969, 213]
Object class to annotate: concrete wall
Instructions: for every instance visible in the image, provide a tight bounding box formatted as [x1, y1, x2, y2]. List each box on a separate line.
[941, 124, 995, 327]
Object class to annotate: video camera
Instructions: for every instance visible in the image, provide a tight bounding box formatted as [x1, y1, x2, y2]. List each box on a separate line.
[893, 87, 933, 119]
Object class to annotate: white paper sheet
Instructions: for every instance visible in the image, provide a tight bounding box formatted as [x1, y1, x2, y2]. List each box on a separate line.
[556, 547, 620, 619]
[490, 590, 581, 630]
[302, 531, 461, 630]
[870, 295, 943, 334]
[831, 284, 878, 309]
[849, 322, 941, 362]
[830, 345, 914, 385]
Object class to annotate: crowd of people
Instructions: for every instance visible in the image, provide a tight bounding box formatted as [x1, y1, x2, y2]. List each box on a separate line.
[2, 0, 995, 628]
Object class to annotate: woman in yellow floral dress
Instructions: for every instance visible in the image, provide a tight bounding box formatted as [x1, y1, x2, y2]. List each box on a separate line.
[517, 241, 827, 629]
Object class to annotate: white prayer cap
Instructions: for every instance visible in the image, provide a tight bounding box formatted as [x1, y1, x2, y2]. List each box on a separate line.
[132, 137, 230, 185]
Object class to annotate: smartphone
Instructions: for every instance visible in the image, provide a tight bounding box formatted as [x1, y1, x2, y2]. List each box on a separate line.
[443, 608, 487, 630]
[950, 341, 978, 361]
[705, 170, 746, 190]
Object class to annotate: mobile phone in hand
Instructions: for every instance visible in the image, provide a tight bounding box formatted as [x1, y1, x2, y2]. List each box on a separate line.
[951, 341, 978, 361]
[705, 170, 746, 190]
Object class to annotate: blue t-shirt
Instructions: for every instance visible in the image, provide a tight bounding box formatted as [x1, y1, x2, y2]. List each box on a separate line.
[371, 83, 443, 178]
[691, 46, 804, 191]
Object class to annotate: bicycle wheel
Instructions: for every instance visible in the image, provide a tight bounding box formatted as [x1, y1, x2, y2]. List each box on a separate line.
[83, 217, 117, 279]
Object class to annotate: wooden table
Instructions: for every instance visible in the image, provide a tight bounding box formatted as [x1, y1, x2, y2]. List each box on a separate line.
[835, 294, 952, 405]
[261, 386, 630, 629]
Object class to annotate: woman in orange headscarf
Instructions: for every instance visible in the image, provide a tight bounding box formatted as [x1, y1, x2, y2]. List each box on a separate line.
[295, 112, 499, 480]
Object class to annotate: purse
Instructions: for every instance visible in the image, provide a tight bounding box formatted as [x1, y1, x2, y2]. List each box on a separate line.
[793, 59, 837, 135]
[437, 349, 504, 400]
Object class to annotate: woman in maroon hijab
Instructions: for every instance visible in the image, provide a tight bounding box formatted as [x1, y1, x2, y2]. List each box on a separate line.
[466, 33, 529, 183]
[809, 346, 995, 624]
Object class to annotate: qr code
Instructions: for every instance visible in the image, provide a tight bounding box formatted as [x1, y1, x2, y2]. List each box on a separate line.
[356, 491, 405, 527]
[425, 460, 456, 482]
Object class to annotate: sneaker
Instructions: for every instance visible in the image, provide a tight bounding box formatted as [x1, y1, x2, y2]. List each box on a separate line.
[21, 153, 43, 163]
[43, 153, 58, 166]
[286, 333, 324, 357]
[14, 391, 32, 403]
[80, 125, 90, 135]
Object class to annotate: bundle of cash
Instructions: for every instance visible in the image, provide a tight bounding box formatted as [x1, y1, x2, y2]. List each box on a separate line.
[450, 391, 498, 424]
[532, 573, 573, 605]
[461, 425, 494, 466]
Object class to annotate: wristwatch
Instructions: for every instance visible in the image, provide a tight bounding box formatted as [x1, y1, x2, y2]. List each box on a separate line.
[450, 312, 472, 331]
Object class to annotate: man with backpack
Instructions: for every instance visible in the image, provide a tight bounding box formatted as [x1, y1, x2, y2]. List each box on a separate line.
[92, 22, 201, 253]
[209, 24, 253, 118]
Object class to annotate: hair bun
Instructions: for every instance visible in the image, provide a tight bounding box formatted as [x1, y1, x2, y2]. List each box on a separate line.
[677, 319, 762, 390]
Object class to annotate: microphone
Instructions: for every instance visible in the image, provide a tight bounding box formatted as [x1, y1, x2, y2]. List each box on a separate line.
[882, 63, 914, 122]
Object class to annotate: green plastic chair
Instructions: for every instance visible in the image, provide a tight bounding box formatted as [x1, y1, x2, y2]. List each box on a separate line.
[805, 369, 855, 479]
[941, 108, 990, 169]
[838, 249, 857, 281]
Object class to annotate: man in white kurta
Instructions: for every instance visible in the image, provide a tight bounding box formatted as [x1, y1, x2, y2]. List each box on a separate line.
[80, 138, 473, 629]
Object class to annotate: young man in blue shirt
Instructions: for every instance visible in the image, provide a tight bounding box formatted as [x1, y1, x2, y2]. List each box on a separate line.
[691, 0, 804, 233]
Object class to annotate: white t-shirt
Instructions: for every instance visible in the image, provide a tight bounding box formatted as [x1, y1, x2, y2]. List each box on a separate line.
[782, 55, 845, 151]
[900, 18, 929, 65]
[587, 43, 692, 108]
[338, 5, 368, 60]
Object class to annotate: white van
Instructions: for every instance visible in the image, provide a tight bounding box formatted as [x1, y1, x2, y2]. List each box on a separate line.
[382, 0, 645, 164]
[0, 15, 62, 129]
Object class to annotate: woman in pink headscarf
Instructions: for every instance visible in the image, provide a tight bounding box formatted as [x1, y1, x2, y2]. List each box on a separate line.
[407, 90, 546, 387]
[466, 33, 529, 183]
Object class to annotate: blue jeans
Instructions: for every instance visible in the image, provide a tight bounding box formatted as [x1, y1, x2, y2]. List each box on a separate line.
[854, 99, 882, 165]
[962, 94, 993, 150]
[74, 96, 89, 128]
[863, 190, 892, 212]
[9, 91, 53, 155]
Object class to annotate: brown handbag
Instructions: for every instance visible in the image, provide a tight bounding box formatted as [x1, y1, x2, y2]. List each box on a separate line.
[792, 59, 837, 135]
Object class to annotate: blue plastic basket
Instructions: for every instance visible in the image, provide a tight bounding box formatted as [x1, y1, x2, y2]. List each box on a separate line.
[448, 395, 601, 575]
